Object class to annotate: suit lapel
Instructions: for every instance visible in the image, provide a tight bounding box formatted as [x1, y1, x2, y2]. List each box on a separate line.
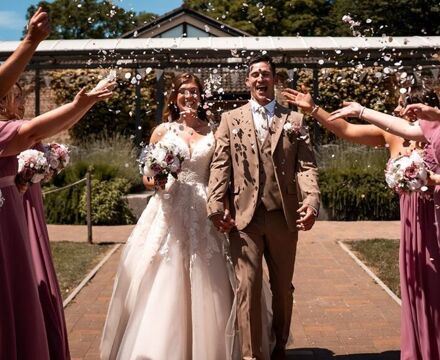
[240, 103, 258, 151]
[271, 103, 288, 154]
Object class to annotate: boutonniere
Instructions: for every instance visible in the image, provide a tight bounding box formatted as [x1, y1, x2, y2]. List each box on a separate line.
[283, 121, 301, 136]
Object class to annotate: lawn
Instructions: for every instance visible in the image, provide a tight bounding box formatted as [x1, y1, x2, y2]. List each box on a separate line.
[51, 242, 114, 300]
[347, 239, 401, 298]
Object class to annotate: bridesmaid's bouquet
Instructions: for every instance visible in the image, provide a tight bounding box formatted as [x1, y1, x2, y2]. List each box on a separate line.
[385, 150, 428, 193]
[42, 143, 70, 181]
[138, 141, 185, 181]
[16, 149, 49, 186]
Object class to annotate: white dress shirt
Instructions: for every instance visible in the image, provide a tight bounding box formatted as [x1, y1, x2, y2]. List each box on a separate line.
[250, 99, 276, 144]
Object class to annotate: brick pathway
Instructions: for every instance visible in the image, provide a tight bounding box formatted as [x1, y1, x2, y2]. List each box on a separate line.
[59, 221, 401, 360]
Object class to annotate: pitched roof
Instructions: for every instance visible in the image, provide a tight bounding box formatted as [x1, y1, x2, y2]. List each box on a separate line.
[122, 4, 251, 39]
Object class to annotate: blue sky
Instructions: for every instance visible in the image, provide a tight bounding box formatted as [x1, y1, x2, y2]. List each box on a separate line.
[0, 0, 183, 41]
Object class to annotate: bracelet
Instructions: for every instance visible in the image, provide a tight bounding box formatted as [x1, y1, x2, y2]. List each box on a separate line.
[359, 106, 366, 120]
[310, 105, 319, 116]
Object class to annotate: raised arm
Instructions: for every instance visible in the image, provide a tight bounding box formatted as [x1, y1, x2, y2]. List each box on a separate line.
[328, 101, 426, 142]
[1, 84, 114, 156]
[282, 88, 386, 148]
[0, 7, 50, 98]
[402, 103, 440, 122]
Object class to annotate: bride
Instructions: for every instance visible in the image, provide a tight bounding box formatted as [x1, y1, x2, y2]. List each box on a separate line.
[100, 73, 237, 360]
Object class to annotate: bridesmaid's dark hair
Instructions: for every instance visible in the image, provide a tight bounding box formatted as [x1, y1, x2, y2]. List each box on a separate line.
[162, 73, 207, 122]
[403, 86, 440, 108]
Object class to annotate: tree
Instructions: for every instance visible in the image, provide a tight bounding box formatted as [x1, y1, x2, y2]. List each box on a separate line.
[186, 0, 440, 37]
[328, 0, 440, 36]
[184, 0, 333, 36]
[25, 0, 150, 39]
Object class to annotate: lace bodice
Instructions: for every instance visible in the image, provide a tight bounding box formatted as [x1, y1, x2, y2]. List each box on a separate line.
[161, 124, 215, 185]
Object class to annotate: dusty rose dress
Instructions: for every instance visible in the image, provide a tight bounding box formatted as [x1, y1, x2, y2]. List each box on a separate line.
[399, 120, 440, 360]
[24, 164, 71, 360]
[0, 120, 50, 359]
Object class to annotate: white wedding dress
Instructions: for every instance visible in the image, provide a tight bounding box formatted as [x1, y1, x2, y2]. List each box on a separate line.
[100, 126, 238, 360]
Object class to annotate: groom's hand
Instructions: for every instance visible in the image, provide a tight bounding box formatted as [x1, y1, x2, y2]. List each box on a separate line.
[296, 204, 316, 231]
[210, 210, 235, 233]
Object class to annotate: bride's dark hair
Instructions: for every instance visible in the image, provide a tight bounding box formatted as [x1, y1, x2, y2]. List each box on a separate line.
[162, 72, 207, 122]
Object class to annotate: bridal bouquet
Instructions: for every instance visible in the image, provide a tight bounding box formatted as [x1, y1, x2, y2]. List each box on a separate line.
[385, 150, 428, 193]
[43, 143, 70, 181]
[138, 141, 185, 181]
[16, 149, 49, 186]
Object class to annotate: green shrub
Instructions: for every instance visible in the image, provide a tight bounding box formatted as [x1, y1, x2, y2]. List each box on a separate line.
[43, 161, 135, 224]
[79, 178, 135, 225]
[71, 133, 143, 192]
[317, 143, 399, 220]
[319, 167, 400, 220]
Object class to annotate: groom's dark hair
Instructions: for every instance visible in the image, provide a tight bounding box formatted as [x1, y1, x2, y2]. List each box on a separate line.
[246, 54, 276, 77]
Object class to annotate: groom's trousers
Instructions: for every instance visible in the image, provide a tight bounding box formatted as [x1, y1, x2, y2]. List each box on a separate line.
[229, 204, 298, 360]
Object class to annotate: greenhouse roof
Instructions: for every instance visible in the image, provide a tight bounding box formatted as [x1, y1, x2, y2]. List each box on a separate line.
[0, 36, 439, 69]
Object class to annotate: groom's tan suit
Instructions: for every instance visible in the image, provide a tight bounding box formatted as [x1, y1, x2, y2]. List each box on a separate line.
[207, 101, 320, 359]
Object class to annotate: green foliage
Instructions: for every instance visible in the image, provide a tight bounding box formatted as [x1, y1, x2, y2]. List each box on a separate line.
[49, 69, 156, 143]
[297, 67, 397, 144]
[79, 178, 135, 225]
[318, 143, 399, 220]
[72, 133, 143, 192]
[329, 0, 440, 37]
[185, 0, 332, 36]
[185, 0, 440, 36]
[43, 160, 136, 224]
[319, 167, 400, 220]
[25, 0, 141, 39]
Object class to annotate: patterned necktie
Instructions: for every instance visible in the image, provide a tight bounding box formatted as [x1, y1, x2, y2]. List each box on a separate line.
[257, 105, 270, 144]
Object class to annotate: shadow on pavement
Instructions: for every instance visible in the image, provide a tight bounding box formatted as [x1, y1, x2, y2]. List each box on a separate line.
[286, 348, 400, 360]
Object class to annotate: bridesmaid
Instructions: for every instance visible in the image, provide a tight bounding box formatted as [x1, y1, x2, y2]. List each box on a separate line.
[0, 83, 69, 359]
[283, 86, 440, 360]
[0, 82, 114, 359]
[324, 94, 440, 360]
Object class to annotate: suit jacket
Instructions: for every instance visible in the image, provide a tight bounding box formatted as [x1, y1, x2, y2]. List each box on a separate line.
[207, 101, 320, 232]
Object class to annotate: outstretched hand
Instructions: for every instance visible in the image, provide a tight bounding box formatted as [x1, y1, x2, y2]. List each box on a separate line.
[296, 204, 316, 231]
[74, 81, 115, 107]
[327, 101, 363, 122]
[26, 7, 50, 43]
[282, 88, 315, 113]
[402, 103, 440, 122]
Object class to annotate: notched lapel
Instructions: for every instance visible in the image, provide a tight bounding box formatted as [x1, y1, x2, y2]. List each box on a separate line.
[271, 104, 288, 154]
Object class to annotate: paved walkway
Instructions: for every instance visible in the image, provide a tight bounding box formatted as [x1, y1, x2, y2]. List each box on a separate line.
[53, 221, 402, 360]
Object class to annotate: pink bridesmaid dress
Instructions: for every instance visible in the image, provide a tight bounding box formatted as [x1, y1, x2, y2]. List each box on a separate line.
[0, 120, 50, 359]
[23, 164, 71, 360]
[398, 120, 440, 360]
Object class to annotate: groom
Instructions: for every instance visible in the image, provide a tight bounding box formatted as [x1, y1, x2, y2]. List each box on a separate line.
[207, 54, 320, 360]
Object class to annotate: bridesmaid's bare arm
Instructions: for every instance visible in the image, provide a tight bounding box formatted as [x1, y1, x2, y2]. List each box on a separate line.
[1, 84, 114, 157]
[0, 8, 50, 98]
[282, 88, 386, 148]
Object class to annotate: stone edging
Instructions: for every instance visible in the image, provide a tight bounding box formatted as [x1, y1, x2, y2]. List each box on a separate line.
[63, 243, 121, 308]
[337, 240, 402, 306]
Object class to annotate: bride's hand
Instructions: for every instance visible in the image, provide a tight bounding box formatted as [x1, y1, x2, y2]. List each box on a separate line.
[153, 176, 167, 191]
[327, 101, 363, 122]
